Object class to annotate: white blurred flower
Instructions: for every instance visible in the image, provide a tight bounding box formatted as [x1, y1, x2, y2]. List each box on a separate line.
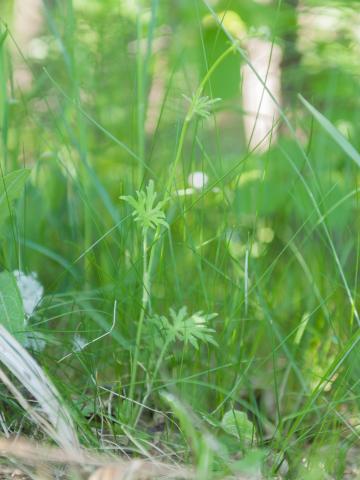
[28, 37, 49, 60]
[23, 332, 46, 353]
[73, 334, 87, 353]
[13, 270, 44, 319]
[175, 171, 221, 197]
[188, 171, 209, 190]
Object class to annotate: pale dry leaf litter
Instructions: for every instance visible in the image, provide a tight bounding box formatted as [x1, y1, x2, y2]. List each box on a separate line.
[0, 437, 265, 480]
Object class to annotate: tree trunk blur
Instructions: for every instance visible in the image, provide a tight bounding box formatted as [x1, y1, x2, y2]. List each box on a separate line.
[241, 0, 302, 151]
[11, 0, 44, 91]
[280, 0, 301, 109]
[241, 38, 282, 152]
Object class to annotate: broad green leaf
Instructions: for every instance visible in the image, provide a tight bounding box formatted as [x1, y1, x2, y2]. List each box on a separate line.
[0, 271, 24, 336]
[0, 169, 31, 228]
[299, 95, 360, 168]
[233, 449, 267, 476]
[221, 409, 255, 446]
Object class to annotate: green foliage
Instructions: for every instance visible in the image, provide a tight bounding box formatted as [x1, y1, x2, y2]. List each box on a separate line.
[183, 94, 221, 122]
[300, 94, 360, 168]
[120, 179, 168, 234]
[0, 26, 8, 48]
[160, 391, 225, 474]
[149, 306, 218, 349]
[0, 169, 30, 229]
[1, 0, 360, 476]
[221, 409, 255, 448]
[233, 449, 267, 477]
[0, 271, 24, 336]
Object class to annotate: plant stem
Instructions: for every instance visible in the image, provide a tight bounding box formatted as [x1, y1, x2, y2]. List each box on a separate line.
[129, 43, 238, 418]
[135, 338, 171, 426]
[165, 42, 237, 196]
[143, 44, 238, 321]
[128, 230, 149, 412]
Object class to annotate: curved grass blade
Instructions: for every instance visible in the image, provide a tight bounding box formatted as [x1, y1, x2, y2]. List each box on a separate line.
[299, 94, 360, 168]
[0, 168, 31, 228]
[0, 271, 24, 338]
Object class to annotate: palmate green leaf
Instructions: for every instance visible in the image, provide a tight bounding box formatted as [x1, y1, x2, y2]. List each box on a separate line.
[0, 271, 25, 337]
[183, 93, 221, 121]
[0, 169, 31, 228]
[149, 306, 218, 350]
[170, 308, 218, 349]
[299, 95, 360, 168]
[221, 409, 255, 447]
[120, 179, 169, 233]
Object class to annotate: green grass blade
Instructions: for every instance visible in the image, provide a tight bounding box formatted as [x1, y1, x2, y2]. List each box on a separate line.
[0, 168, 31, 228]
[0, 271, 24, 336]
[299, 94, 360, 168]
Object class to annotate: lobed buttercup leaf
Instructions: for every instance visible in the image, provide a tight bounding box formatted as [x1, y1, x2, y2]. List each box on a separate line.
[149, 306, 218, 349]
[183, 93, 221, 122]
[120, 179, 169, 233]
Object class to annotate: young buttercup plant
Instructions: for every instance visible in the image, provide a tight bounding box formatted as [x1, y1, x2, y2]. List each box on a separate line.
[167, 43, 235, 195]
[183, 93, 221, 122]
[135, 307, 218, 426]
[150, 306, 218, 350]
[120, 179, 169, 413]
[120, 179, 169, 235]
